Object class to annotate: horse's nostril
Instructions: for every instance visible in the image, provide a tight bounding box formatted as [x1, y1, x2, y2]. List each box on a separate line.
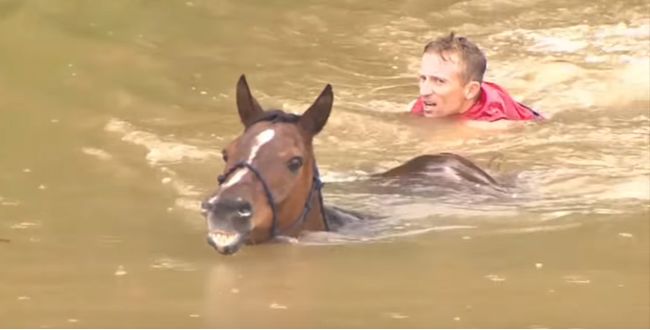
[205, 198, 252, 218]
[201, 200, 213, 211]
[236, 201, 252, 218]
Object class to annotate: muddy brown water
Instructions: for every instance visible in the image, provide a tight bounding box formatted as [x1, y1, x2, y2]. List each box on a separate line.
[0, 0, 648, 327]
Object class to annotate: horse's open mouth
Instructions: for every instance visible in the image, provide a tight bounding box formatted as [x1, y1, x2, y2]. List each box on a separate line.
[207, 231, 245, 255]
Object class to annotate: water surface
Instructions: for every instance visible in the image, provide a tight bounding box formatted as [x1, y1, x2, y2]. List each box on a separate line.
[0, 0, 648, 327]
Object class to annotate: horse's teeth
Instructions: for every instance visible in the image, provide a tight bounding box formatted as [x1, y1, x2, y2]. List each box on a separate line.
[210, 232, 238, 246]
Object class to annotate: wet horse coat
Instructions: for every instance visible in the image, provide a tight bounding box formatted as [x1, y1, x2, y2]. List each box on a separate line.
[201, 75, 505, 255]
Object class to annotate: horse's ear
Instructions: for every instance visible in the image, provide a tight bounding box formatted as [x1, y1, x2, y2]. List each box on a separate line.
[299, 84, 333, 135]
[236, 74, 264, 128]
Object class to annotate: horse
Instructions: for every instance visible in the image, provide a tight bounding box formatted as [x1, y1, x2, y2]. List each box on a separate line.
[201, 75, 506, 255]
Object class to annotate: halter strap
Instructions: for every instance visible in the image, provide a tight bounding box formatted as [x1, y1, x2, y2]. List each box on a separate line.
[217, 160, 328, 237]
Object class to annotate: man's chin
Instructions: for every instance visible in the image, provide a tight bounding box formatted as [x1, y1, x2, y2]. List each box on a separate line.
[423, 110, 443, 118]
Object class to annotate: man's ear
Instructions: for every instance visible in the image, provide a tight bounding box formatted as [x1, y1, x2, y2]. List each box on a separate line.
[236, 74, 264, 128]
[464, 81, 481, 100]
[299, 84, 333, 136]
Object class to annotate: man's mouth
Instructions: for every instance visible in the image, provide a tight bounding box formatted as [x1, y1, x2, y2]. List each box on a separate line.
[423, 101, 437, 115]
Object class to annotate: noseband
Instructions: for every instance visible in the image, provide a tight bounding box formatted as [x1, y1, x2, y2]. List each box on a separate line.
[214, 160, 329, 238]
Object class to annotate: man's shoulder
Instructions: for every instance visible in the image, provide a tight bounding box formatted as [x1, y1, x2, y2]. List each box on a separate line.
[407, 97, 424, 115]
[480, 81, 541, 121]
[406, 98, 418, 112]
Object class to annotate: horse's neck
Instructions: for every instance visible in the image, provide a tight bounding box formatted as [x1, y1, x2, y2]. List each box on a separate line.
[302, 188, 328, 232]
[292, 187, 365, 234]
[276, 186, 326, 236]
[279, 174, 364, 235]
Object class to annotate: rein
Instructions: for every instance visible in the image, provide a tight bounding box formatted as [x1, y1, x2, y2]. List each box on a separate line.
[217, 161, 329, 238]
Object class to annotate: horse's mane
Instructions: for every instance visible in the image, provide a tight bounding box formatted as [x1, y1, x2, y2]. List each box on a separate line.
[246, 109, 300, 129]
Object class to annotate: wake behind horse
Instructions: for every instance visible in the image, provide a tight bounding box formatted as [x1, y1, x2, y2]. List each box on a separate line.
[201, 75, 506, 255]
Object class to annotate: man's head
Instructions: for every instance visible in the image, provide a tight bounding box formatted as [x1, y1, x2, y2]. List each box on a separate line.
[418, 32, 486, 118]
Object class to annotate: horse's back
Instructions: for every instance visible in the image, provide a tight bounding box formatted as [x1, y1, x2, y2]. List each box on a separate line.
[376, 153, 505, 191]
[321, 153, 507, 232]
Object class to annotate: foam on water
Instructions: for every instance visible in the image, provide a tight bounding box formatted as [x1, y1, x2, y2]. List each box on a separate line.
[81, 147, 113, 161]
[104, 118, 211, 216]
[105, 118, 219, 166]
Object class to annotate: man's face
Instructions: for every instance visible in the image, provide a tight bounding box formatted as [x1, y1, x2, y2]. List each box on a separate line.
[418, 51, 469, 118]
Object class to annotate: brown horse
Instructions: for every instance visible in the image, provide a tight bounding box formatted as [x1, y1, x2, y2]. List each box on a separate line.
[201, 75, 505, 255]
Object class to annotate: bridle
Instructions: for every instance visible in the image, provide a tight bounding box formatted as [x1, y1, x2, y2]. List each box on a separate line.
[211, 160, 329, 238]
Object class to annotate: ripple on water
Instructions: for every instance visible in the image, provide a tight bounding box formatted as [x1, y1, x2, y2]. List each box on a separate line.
[150, 256, 197, 272]
[563, 275, 591, 285]
[297, 224, 477, 246]
[0, 196, 21, 206]
[10, 222, 40, 230]
[485, 274, 507, 282]
[114, 265, 127, 277]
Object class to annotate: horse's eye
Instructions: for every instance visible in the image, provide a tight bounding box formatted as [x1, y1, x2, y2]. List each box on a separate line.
[287, 157, 303, 173]
[222, 151, 228, 163]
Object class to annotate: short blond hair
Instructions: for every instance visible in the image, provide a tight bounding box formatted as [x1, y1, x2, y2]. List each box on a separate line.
[424, 32, 487, 83]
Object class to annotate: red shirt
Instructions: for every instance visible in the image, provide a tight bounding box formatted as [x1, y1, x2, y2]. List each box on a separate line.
[410, 82, 541, 121]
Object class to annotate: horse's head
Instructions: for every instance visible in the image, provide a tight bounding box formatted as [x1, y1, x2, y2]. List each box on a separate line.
[201, 75, 333, 255]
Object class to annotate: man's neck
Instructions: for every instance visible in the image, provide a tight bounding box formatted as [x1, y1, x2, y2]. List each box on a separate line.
[458, 88, 482, 114]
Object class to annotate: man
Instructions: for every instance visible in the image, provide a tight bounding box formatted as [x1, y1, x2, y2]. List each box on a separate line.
[409, 32, 541, 121]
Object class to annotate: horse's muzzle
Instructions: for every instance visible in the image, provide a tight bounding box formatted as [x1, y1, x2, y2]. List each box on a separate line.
[202, 197, 254, 255]
[206, 232, 244, 255]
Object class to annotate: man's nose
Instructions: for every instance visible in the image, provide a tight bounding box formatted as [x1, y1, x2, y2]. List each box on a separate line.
[419, 79, 434, 96]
